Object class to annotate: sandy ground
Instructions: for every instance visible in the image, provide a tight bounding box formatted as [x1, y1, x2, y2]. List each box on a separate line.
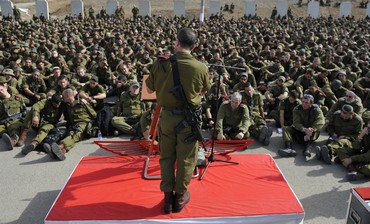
[12, 0, 369, 20]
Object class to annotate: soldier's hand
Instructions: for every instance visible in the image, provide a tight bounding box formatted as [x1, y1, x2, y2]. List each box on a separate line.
[35, 94, 41, 101]
[32, 116, 40, 127]
[217, 133, 224, 140]
[235, 132, 244, 140]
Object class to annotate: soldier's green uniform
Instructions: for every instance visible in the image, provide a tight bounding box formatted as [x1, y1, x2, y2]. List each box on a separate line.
[337, 133, 370, 177]
[241, 91, 271, 144]
[80, 83, 105, 111]
[0, 95, 26, 138]
[283, 104, 324, 146]
[216, 101, 251, 139]
[60, 98, 96, 151]
[21, 75, 47, 104]
[146, 50, 210, 194]
[325, 110, 363, 158]
[22, 98, 63, 144]
[111, 89, 144, 134]
[326, 96, 364, 121]
[270, 97, 301, 127]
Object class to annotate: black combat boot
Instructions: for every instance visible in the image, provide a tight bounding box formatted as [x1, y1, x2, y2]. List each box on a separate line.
[163, 192, 174, 214]
[278, 142, 296, 157]
[173, 191, 190, 213]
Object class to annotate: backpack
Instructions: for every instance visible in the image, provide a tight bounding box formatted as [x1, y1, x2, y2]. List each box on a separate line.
[36, 127, 69, 151]
[94, 106, 115, 136]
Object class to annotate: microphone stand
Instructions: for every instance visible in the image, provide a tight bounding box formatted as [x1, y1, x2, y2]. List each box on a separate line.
[199, 76, 239, 181]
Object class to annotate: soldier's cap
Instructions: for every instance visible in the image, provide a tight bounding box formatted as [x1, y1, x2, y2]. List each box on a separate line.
[2, 68, 14, 76]
[91, 75, 99, 82]
[240, 72, 248, 78]
[365, 71, 370, 78]
[331, 79, 342, 89]
[51, 93, 62, 104]
[342, 104, 354, 114]
[52, 66, 60, 71]
[13, 44, 21, 49]
[144, 51, 149, 54]
[130, 81, 140, 88]
[278, 76, 286, 82]
[33, 68, 41, 74]
[31, 48, 38, 53]
[14, 67, 22, 72]
[298, 48, 306, 55]
[0, 76, 9, 83]
[362, 111, 370, 124]
[337, 70, 346, 76]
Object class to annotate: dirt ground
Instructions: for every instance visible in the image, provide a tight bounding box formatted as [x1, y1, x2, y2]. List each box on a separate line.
[12, 0, 368, 20]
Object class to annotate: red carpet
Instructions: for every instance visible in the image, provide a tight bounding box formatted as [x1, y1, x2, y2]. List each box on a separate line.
[45, 154, 304, 223]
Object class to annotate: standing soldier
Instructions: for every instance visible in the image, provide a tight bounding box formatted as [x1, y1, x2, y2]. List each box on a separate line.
[279, 94, 325, 158]
[146, 28, 210, 214]
[43, 89, 96, 161]
[132, 5, 139, 19]
[20, 94, 63, 154]
[88, 6, 95, 18]
[13, 6, 21, 21]
[0, 77, 27, 150]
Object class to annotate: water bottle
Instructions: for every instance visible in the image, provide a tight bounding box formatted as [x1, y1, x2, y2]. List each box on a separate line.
[97, 130, 103, 140]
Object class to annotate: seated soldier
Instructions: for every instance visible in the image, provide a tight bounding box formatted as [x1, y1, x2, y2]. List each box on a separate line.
[270, 90, 301, 129]
[337, 120, 370, 181]
[43, 89, 96, 161]
[47, 75, 77, 97]
[78, 75, 106, 111]
[111, 81, 145, 135]
[264, 75, 288, 116]
[0, 76, 27, 150]
[216, 92, 250, 140]
[325, 91, 364, 125]
[20, 94, 63, 154]
[21, 69, 47, 105]
[279, 94, 325, 158]
[70, 66, 92, 91]
[315, 105, 363, 164]
[241, 83, 273, 145]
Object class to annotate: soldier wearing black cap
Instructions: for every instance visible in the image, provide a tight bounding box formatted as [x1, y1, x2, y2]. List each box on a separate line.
[315, 104, 363, 165]
[19, 94, 64, 154]
[336, 119, 370, 181]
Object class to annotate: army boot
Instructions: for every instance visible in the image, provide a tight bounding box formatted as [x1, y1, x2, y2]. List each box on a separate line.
[16, 128, 29, 147]
[303, 142, 313, 157]
[21, 140, 38, 155]
[173, 191, 190, 213]
[163, 192, 174, 214]
[320, 145, 332, 164]
[50, 143, 66, 161]
[278, 142, 296, 157]
[2, 133, 19, 151]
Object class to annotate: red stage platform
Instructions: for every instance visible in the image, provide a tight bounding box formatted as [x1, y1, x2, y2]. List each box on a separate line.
[45, 154, 304, 224]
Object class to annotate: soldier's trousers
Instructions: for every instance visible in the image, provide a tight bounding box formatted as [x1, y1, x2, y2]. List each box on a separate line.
[249, 115, 267, 140]
[283, 126, 320, 146]
[336, 146, 370, 176]
[326, 138, 353, 158]
[0, 120, 23, 137]
[34, 123, 56, 144]
[111, 116, 139, 134]
[158, 109, 197, 194]
[60, 122, 88, 151]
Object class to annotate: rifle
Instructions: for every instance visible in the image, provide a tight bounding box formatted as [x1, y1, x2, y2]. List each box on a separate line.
[169, 56, 206, 145]
[0, 112, 26, 125]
